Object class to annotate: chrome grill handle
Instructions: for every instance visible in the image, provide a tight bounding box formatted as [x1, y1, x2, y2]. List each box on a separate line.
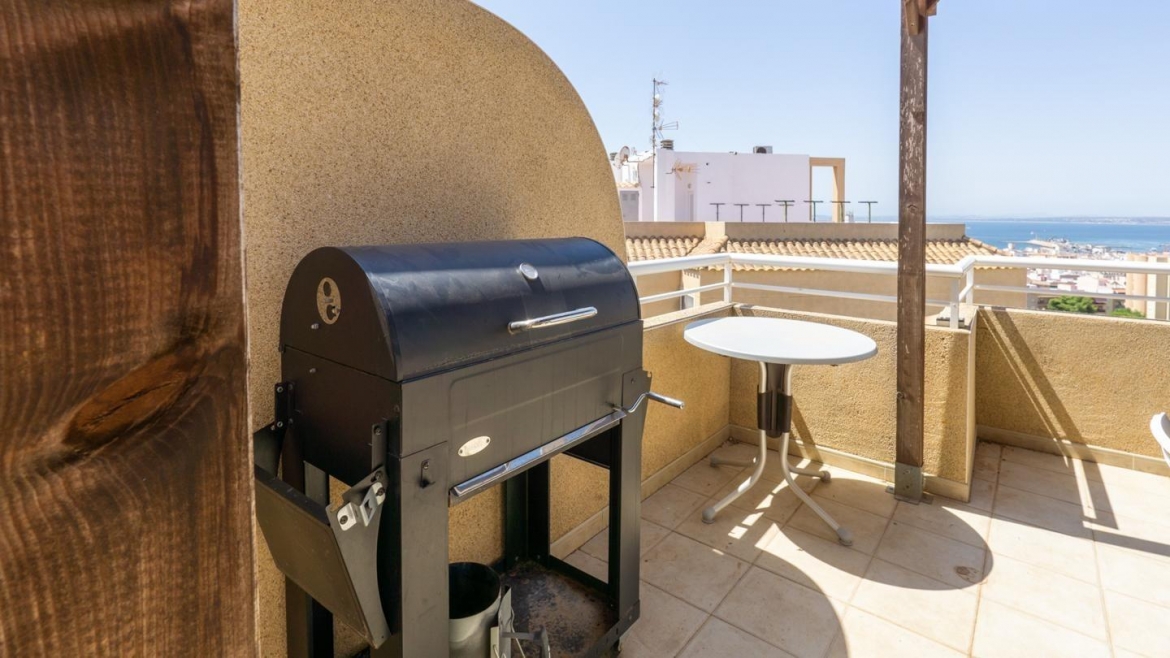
[508, 306, 597, 333]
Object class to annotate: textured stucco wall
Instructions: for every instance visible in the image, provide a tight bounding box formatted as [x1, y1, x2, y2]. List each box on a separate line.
[635, 270, 686, 317]
[976, 308, 1170, 457]
[640, 307, 733, 476]
[238, 1, 624, 654]
[728, 307, 973, 483]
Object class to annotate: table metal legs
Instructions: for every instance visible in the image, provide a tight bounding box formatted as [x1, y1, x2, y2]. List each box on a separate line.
[702, 362, 853, 547]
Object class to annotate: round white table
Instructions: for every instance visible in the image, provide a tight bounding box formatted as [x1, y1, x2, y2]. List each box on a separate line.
[684, 316, 878, 546]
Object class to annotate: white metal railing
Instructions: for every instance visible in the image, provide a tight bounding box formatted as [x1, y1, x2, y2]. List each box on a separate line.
[627, 253, 1170, 329]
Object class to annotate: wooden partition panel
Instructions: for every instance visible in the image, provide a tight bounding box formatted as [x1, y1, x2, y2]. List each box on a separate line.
[0, 1, 254, 654]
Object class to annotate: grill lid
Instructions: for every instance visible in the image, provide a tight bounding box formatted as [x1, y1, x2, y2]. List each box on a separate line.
[280, 238, 639, 382]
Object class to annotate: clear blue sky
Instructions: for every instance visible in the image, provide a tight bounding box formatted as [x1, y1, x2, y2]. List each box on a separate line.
[475, 0, 1170, 219]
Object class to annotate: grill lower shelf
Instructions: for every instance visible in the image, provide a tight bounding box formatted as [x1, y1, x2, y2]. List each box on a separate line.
[501, 560, 619, 658]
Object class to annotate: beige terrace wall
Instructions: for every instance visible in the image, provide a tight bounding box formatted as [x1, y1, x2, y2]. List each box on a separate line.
[976, 308, 1170, 461]
[728, 306, 975, 486]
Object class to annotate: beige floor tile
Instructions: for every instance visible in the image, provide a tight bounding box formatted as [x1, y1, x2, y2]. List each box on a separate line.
[758, 450, 818, 484]
[755, 525, 872, 602]
[641, 532, 749, 612]
[999, 460, 1113, 513]
[563, 549, 607, 581]
[580, 520, 670, 562]
[980, 554, 1108, 640]
[712, 471, 817, 520]
[786, 496, 890, 555]
[994, 484, 1100, 538]
[674, 500, 779, 563]
[714, 566, 843, 658]
[812, 467, 897, 518]
[617, 583, 708, 658]
[1090, 512, 1170, 564]
[1097, 543, 1170, 609]
[709, 440, 762, 463]
[826, 607, 963, 658]
[974, 441, 1002, 482]
[678, 617, 795, 658]
[851, 559, 978, 652]
[1104, 589, 1170, 658]
[971, 599, 1110, 658]
[1001, 445, 1079, 475]
[875, 520, 985, 589]
[1081, 459, 1170, 496]
[1091, 483, 1170, 530]
[891, 497, 991, 549]
[642, 484, 708, 529]
[966, 477, 996, 512]
[986, 516, 1099, 584]
[671, 459, 743, 497]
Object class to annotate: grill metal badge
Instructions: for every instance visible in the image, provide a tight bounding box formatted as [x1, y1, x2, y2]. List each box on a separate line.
[316, 277, 341, 324]
[457, 435, 491, 457]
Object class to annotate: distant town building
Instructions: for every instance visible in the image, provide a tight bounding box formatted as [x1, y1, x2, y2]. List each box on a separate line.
[1125, 253, 1170, 320]
[611, 144, 847, 223]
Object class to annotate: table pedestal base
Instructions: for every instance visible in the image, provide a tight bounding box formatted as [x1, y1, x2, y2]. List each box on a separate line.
[701, 362, 853, 547]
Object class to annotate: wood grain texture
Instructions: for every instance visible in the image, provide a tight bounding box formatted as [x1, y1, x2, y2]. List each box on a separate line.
[896, 11, 929, 472]
[0, 0, 255, 655]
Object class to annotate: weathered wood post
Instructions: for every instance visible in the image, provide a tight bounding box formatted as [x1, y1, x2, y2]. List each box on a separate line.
[894, 0, 938, 503]
[0, 1, 253, 653]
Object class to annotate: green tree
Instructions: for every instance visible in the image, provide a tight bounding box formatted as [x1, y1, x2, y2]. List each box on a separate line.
[1047, 295, 1097, 314]
[1108, 307, 1146, 319]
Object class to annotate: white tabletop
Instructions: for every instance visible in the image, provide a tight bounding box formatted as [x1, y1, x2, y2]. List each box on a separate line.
[683, 316, 878, 365]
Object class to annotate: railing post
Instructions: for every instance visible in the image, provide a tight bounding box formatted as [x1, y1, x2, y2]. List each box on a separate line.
[965, 266, 975, 305]
[949, 279, 960, 329]
[722, 261, 733, 303]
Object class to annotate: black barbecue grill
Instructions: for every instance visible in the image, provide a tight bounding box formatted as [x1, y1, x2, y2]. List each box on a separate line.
[253, 238, 682, 657]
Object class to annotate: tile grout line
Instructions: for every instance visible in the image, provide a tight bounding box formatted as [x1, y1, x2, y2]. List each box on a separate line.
[1090, 514, 1117, 656]
[968, 454, 1002, 657]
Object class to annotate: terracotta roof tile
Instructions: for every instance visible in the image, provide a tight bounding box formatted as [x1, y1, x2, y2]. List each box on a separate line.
[625, 234, 1003, 269]
[625, 236, 703, 261]
[726, 238, 1000, 270]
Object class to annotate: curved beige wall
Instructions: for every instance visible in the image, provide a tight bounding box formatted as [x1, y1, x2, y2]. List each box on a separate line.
[239, 1, 623, 654]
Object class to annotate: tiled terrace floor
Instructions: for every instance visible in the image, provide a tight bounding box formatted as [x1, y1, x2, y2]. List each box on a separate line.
[566, 441, 1170, 657]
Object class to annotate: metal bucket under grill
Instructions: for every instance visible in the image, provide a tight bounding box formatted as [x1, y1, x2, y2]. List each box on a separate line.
[449, 562, 501, 658]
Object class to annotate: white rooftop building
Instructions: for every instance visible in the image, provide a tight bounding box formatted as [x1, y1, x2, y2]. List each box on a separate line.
[611, 144, 847, 223]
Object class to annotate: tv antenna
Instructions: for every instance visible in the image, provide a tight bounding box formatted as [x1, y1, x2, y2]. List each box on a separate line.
[858, 201, 878, 223]
[651, 78, 679, 152]
[775, 200, 796, 223]
[756, 203, 772, 221]
[804, 199, 823, 223]
[733, 203, 750, 222]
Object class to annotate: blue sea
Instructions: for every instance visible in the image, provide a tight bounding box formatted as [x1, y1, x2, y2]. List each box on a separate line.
[946, 219, 1170, 253]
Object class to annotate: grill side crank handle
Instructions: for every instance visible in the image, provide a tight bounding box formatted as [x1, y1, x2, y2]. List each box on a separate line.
[616, 391, 685, 415]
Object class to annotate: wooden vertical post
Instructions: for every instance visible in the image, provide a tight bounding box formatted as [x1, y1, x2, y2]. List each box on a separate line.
[894, 0, 935, 502]
[0, 0, 253, 653]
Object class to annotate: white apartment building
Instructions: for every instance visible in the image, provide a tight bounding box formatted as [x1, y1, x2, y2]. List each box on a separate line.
[612, 144, 847, 223]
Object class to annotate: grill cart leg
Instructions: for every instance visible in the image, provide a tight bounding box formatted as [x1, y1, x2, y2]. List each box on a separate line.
[282, 429, 335, 658]
[374, 443, 451, 657]
[610, 369, 648, 635]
